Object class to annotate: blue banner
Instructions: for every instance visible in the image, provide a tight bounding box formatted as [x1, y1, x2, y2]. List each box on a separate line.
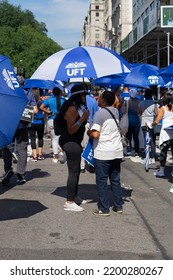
[82, 139, 94, 167]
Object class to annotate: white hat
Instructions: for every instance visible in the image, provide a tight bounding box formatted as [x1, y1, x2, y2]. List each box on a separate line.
[129, 88, 138, 98]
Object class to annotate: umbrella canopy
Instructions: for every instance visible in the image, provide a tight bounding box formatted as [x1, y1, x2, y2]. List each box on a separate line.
[0, 55, 28, 148]
[164, 79, 173, 88]
[124, 64, 165, 88]
[31, 46, 131, 82]
[160, 62, 173, 78]
[92, 73, 127, 87]
[24, 78, 64, 90]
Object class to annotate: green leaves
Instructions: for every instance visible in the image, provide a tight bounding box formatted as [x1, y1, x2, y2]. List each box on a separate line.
[0, 0, 63, 77]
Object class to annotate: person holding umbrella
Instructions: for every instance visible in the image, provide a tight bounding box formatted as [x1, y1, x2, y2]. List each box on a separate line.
[148, 93, 173, 177]
[138, 88, 158, 164]
[1, 80, 38, 185]
[59, 84, 90, 212]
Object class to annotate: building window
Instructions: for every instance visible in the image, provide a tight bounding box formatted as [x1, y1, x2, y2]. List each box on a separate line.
[95, 33, 100, 39]
[150, 1, 155, 11]
[145, 7, 149, 16]
[133, 21, 137, 29]
[137, 0, 140, 9]
[96, 12, 99, 17]
[95, 5, 99, 10]
[133, 3, 136, 15]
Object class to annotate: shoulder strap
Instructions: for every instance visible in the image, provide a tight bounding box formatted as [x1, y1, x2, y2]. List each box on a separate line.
[104, 107, 122, 134]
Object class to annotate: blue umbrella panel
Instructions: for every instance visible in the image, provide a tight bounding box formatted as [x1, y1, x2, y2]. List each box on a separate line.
[24, 79, 64, 91]
[0, 55, 28, 147]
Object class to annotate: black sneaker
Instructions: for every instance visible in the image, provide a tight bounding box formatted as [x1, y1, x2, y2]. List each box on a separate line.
[93, 209, 110, 217]
[1, 170, 14, 185]
[17, 173, 26, 185]
[112, 206, 123, 214]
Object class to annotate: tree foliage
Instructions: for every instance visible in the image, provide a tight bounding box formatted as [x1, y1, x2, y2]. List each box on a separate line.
[0, 0, 63, 77]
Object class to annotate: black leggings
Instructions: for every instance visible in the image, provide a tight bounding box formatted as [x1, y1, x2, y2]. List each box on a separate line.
[62, 142, 82, 201]
[160, 139, 173, 167]
[126, 125, 140, 154]
[29, 124, 44, 149]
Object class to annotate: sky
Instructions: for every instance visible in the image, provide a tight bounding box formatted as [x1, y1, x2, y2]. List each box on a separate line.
[8, 0, 90, 49]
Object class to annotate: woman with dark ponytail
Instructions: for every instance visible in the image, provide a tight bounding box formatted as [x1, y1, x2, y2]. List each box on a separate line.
[40, 87, 65, 163]
[148, 93, 173, 177]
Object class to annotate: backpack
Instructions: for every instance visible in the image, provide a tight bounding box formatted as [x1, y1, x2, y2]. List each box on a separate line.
[53, 112, 66, 136]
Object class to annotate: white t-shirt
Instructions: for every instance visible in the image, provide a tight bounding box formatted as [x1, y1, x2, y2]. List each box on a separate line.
[91, 106, 123, 160]
[138, 99, 158, 127]
[159, 106, 173, 146]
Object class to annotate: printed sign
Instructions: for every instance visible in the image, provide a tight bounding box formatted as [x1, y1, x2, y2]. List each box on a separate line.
[82, 139, 94, 167]
[21, 105, 34, 122]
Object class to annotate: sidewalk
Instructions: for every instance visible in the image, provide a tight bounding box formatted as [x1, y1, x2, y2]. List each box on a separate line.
[0, 139, 173, 260]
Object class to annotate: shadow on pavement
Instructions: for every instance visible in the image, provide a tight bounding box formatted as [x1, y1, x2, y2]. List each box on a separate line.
[0, 168, 51, 194]
[52, 184, 133, 205]
[26, 168, 51, 180]
[52, 184, 98, 203]
[0, 198, 48, 221]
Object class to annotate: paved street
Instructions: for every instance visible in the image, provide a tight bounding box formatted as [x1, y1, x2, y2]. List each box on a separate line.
[0, 139, 173, 260]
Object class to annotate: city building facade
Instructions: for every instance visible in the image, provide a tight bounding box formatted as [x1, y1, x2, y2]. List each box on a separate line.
[81, 0, 173, 68]
[121, 0, 173, 68]
[81, 0, 105, 47]
[111, 0, 133, 53]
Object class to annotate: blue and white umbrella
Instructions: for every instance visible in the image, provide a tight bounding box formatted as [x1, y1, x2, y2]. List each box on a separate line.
[31, 46, 131, 82]
[145, 128, 151, 172]
[160, 62, 173, 78]
[124, 64, 165, 88]
[0, 55, 28, 147]
[92, 73, 127, 87]
[24, 79, 64, 90]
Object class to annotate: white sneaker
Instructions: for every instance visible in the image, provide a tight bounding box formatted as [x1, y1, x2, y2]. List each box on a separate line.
[52, 158, 58, 163]
[154, 169, 165, 177]
[64, 202, 84, 212]
[58, 152, 66, 164]
[149, 158, 155, 164]
[170, 185, 173, 193]
[74, 196, 87, 205]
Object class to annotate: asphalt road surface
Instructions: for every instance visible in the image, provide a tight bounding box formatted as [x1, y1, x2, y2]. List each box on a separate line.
[0, 139, 173, 260]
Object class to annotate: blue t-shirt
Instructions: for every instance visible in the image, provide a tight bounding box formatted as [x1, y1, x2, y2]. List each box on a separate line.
[32, 102, 44, 125]
[86, 95, 99, 123]
[43, 96, 65, 120]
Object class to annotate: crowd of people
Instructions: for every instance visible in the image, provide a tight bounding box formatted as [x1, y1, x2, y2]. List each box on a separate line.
[1, 78, 173, 215]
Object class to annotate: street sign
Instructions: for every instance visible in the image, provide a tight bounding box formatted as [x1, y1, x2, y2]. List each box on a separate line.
[161, 6, 173, 28]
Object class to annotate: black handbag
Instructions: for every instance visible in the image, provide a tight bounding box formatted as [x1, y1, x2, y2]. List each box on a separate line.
[104, 107, 130, 148]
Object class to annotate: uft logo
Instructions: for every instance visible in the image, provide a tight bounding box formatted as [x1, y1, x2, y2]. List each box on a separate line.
[2, 68, 19, 90]
[148, 75, 159, 85]
[65, 62, 87, 76]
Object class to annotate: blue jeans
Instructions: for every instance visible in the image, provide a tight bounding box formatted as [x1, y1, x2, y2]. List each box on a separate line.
[94, 158, 123, 212]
